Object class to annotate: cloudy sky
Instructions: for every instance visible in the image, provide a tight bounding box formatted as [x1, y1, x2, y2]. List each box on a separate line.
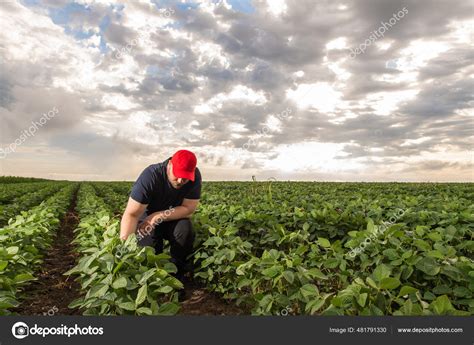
[0, 0, 472, 181]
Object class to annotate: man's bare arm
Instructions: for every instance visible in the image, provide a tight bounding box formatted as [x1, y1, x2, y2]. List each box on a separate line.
[138, 198, 200, 231]
[120, 197, 148, 240]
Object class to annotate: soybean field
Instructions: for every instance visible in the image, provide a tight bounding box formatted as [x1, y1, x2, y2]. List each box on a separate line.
[0, 177, 472, 316]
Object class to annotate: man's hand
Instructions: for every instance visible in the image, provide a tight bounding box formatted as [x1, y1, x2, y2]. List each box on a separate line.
[122, 199, 200, 240]
[137, 213, 161, 237]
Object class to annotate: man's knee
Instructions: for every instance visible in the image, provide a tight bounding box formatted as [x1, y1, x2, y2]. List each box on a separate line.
[173, 218, 194, 246]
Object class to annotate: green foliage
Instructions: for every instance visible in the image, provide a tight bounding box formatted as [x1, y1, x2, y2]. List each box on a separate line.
[66, 184, 182, 315]
[192, 182, 473, 315]
[2, 181, 472, 316]
[0, 176, 49, 184]
[0, 182, 68, 226]
[0, 184, 77, 314]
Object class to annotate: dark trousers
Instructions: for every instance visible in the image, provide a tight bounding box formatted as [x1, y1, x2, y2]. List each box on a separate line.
[137, 215, 195, 278]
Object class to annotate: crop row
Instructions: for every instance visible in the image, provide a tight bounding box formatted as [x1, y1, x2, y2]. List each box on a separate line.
[92, 183, 128, 215]
[0, 183, 77, 314]
[0, 182, 68, 226]
[66, 184, 183, 315]
[0, 176, 48, 184]
[0, 182, 58, 204]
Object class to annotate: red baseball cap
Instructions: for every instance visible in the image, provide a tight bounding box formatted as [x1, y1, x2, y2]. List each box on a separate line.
[170, 150, 197, 181]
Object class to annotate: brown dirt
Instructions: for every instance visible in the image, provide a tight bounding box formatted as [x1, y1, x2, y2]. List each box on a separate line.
[12, 187, 82, 316]
[179, 279, 249, 315]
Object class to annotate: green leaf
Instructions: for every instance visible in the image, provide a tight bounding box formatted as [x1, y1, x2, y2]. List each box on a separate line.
[366, 277, 378, 289]
[68, 298, 85, 309]
[259, 295, 273, 313]
[317, 237, 331, 248]
[379, 277, 401, 290]
[0, 261, 8, 271]
[227, 250, 236, 261]
[6, 246, 19, 255]
[165, 276, 184, 289]
[163, 262, 177, 273]
[135, 284, 148, 307]
[236, 264, 245, 276]
[300, 284, 319, 299]
[426, 250, 444, 259]
[156, 286, 173, 294]
[89, 284, 109, 298]
[430, 295, 454, 315]
[99, 253, 115, 273]
[398, 285, 418, 297]
[282, 271, 294, 284]
[305, 298, 325, 314]
[357, 293, 368, 307]
[397, 299, 414, 315]
[136, 307, 153, 315]
[440, 265, 462, 281]
[157, 302, 180, 315]
[307, 268, 328, 280]
[117, 301, 136, 311]
[432, 285, 451, 295]
[453, 287, 470, 298]
[416, 257, 440, 276]
[112, 277, 128, 289]
[324, 258, 339, 269]
[262, 265, 282, 278]
[64, 266, 80, 276]
[237, 278, 251, 289]
[414, 239, 431, 252]
[427, 232, 442, 242]
[372, 264, 391, 282]
[415, 226, 426, 236]
[14, 273, 36, 284]
[138, 268, 156, 285]
[367, 219, 375, 233]
[383, 249, 399, 260]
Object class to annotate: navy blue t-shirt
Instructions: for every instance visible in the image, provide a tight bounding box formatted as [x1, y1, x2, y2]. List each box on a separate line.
[130, 158, 201, 216]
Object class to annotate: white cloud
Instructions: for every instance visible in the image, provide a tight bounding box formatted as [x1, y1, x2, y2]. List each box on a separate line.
[194, 85, 267, 114]
[326, 37, 347, 50]
[286, 83, 343, 113]
[264, 142, 361, 173]
[101, 94, 138, 111]
[364, 90, 419, 116]
[194, 41, 230, 68]
[266, 0, 287, 16]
